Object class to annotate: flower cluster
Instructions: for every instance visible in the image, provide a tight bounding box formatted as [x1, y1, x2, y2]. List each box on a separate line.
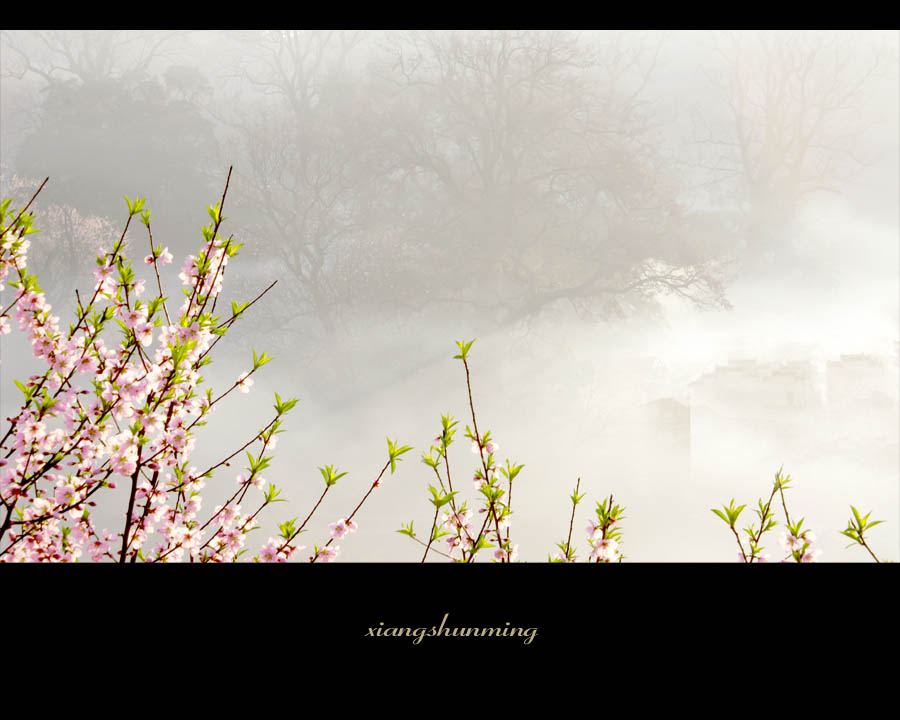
[710, 468, 875, 563]
[441, 506, 475, 556]
[0, 173, 307, 562]
[329, 517, 358, 539]
[259, 536, 302, 563]
[585, 495, 625, 563]
[779, 523, 822, 563]
[400, 341, 525, 563]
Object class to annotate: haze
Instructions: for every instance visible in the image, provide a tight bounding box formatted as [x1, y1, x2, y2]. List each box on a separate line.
[1, 30, 897, 561]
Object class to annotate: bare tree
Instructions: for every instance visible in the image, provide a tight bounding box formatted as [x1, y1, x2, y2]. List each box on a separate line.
[696, 30, 887, 263]
[1, 30, 182, 86]
[2, 31, 219, 254]
[214, 31, 391, 379]
[373, 30, 729, 329]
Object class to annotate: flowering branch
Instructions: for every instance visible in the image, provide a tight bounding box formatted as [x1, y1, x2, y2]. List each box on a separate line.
[551, 478, 584, 562]
[841, 506, 884, 563]
[0, 172, 308, 563]
[310, 438, 411, 563]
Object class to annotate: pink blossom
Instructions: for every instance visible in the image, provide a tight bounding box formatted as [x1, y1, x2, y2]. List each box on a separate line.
[592, 537, 618, 562]
[328, 518, 357, 540]
[259, 538, 279, 562]
[470, 439, 499, 456]
[779, 532, 803, 552]
[314, 545, 340, 563]
[120, 306, 146, 329]
[93, 264, 114, 282]
[74, 354, 99, 374]
[329, 519, 350, 539]
[493, 543, 518, 562]
[236, 372, 254, 393]
[801, 548, 823, 563]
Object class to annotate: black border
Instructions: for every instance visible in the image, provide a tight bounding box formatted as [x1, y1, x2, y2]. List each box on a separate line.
[9, 562, 896, 655]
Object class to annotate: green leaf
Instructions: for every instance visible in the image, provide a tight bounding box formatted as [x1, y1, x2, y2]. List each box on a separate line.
[264, 483, 284, 503]
[251, 349, 272, 370]
[453, 339, 475, 360]
[273, 392, 299, 415]
[318, 464, 347, 487]
[386, 437, 412, 474]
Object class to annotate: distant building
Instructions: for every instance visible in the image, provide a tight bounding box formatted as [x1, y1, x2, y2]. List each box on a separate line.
[826, 354, 895, 407]
[638, 398, 691, 457]
[688, 358, 823, 420]
[687, 352, 898, 477]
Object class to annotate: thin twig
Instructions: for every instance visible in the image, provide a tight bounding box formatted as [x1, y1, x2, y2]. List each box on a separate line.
[564, 478, 581, 560]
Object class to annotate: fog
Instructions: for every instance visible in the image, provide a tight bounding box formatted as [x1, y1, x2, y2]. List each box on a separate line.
[1, 30, 897, 561]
